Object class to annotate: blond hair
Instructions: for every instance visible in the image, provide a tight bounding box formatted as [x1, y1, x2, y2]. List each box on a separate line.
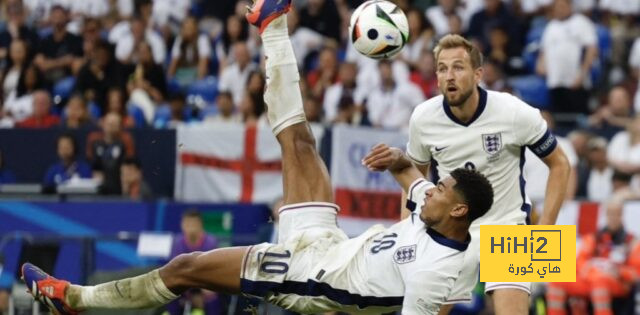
[433, 34, 483, 69]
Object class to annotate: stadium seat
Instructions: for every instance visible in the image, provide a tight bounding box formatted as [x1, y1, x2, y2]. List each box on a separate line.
[186, 76, 218, 109]
[127, 105, 147, 128]
[521, 21, 547, 74]
[153, 104, 172, 128]
[52, 76, 76, 106]
[508, 75, 550, 109]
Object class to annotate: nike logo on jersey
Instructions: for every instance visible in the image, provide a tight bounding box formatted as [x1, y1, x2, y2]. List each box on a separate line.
[435, 146, 447, 152]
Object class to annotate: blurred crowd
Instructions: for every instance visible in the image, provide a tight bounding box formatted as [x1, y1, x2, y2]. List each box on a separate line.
[1, 0, 640, 202]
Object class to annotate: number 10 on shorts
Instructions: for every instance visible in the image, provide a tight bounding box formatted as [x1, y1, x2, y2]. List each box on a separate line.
[479, 225, 576, 282]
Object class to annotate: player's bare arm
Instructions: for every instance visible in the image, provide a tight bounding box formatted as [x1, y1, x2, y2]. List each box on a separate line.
[538, 144, 571, 225]
[362, 143, 424, 193]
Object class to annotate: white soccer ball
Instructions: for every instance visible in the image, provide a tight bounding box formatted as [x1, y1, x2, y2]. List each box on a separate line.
[349, 0, 409, 59]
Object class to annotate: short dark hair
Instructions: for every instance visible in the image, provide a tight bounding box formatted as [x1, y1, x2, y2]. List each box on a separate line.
[450, 168, 494, 223]
[182, 209, 202, 221]
[434, 34, 484, 69]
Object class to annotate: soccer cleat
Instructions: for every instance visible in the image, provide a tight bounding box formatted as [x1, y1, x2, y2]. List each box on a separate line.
[22, 263, 79, 315]
[245, 0, 292, 34]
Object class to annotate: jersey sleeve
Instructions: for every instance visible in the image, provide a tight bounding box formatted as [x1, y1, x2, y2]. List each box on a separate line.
[513, 96, 557, 158]
[402, 270, 452, 314]
[406, 107, 431, 165]
[405, 179, 435, 213]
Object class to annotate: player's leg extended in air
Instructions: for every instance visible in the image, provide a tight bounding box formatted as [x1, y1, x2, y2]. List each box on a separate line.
[21, 0, 332, 313]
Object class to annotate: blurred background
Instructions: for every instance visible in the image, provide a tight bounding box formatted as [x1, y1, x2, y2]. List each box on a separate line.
[2, 0, 640, 314]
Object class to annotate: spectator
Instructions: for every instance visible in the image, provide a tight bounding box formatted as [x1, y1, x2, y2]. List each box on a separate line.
[74, 40, 122, 110]
[120, 157, 152, 200]
[401, 8, 436, 67]
[215, 15, 250, 70]
[1, 39, 30, 108]
[166, 210, 219, 315]
[299, 0, 341, 42]
[150, 0, 191, 35]
[333, 95, 363, 125]
[68, 0, 110, 19]
[108, 0, 153, 44]
[86, 112, 135, 195]
[546, 198, 640, 315]
[466, 0, 523, 68]
[0, 65, 44, 127]
[167, 16, 211, 87]
[587, 86, 632, 140]
[484, 25, 522, 75]
[0, 0, 38, 61]
[218, 42, 257, 106]
[480, 58, 507, 92]
[536, 0, 598, 115]
[410, 50, 440, 98]
[246, 70, 265, 96]
[607, 114, 640, 189]
[61, 94, 94, 129]
[447, 12, 463, 35]
[584, 136, 613, 202]
[425, 0, 466, 37]
[366, 60, 424, 130]
[239, 91, 266, 127]
[115, 15, 166, 65]
[16, 90, 59, 128]
[323, 62, 365, 123]
[307, 46, 339, 100]
[126, 41, 167, 124]
[204, 91, 241, 123]
[74, 18, 105, 74]
[33, 5, 83, 86]
[0, 149, 16, 184]
[43, 133, 92, 191]
[105, 88, 135, 128]
[287, 6, 325, 70]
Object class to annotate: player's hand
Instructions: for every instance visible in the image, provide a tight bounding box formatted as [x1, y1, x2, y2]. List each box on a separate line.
[362, 143, 402, 172]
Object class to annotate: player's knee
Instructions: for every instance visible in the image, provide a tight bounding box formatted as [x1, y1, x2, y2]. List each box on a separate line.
[163, 252, 204, 287]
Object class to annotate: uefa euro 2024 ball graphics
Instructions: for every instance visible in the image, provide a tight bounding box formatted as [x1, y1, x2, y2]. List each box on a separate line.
[349, 0, 409, 59]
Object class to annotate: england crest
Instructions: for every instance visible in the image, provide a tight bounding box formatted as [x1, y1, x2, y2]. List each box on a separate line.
[394, 245, 417, 264]
[482, 133, 502, 155]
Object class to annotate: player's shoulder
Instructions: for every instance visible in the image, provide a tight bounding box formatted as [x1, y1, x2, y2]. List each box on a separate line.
[411, 95, 445, 122]
[486, 89, 539, 115]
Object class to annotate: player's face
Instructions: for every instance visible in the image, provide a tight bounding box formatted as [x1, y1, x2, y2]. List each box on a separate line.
[436, 47, 481, 107]
[420, 176, 460, 225]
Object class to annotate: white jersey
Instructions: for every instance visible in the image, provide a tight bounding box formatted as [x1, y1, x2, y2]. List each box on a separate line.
[241, 180, 469, 314]
[406, 88, 557, 226]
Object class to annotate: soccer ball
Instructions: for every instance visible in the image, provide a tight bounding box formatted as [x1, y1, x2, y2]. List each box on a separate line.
[349, 0, 409, 59]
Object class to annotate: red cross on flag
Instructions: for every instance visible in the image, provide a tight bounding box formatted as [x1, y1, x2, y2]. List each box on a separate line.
[175, 123, 324, 203]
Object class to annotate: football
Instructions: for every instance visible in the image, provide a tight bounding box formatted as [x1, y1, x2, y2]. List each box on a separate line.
[349, 0, 409, 59]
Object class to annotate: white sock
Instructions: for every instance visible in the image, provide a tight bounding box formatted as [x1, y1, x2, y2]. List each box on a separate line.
[66, 269, 177, 309]
[261, 14, 306, 136]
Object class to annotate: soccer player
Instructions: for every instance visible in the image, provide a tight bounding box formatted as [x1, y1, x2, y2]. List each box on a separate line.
[21, 2, 494, 314]
[372, 34, 571, 315]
